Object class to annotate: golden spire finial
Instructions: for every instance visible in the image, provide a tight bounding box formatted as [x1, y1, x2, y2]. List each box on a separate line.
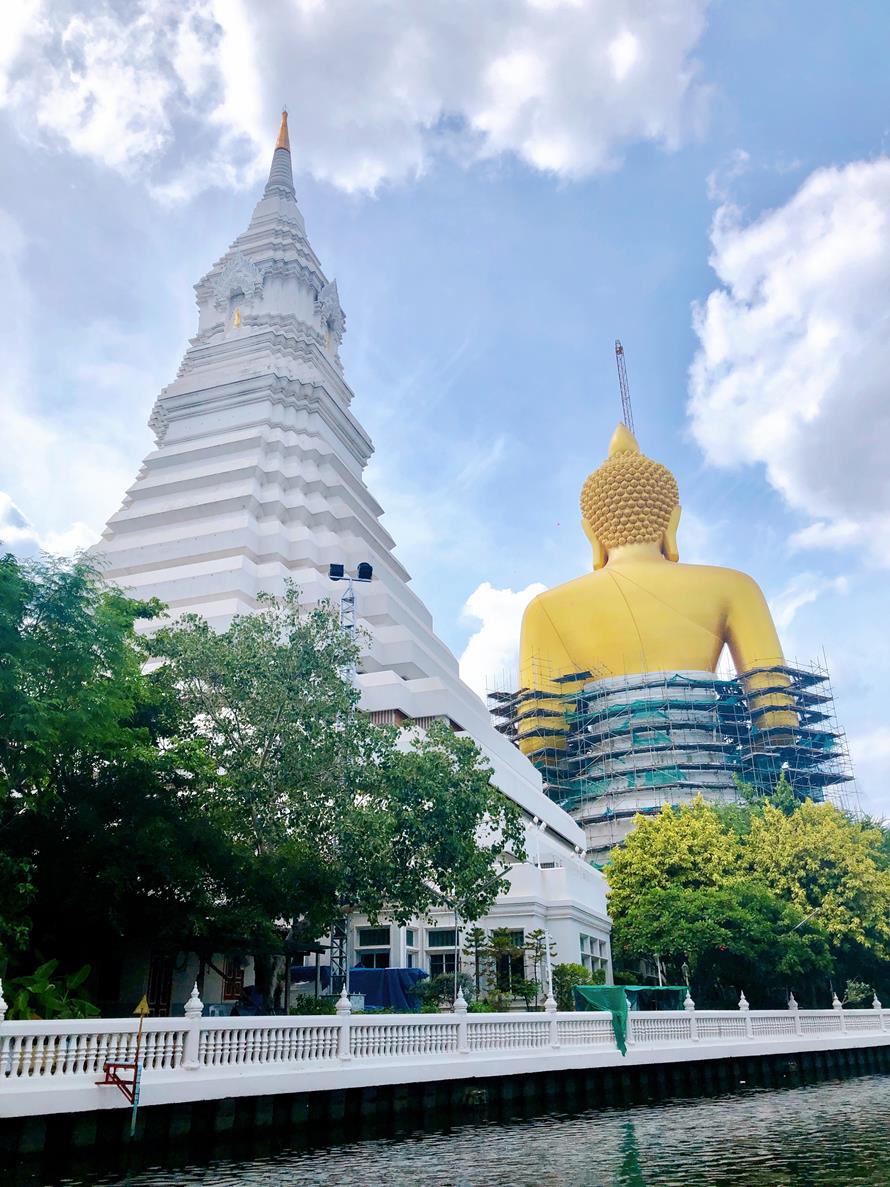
[276, 109, 290, 152]
[607, 423, 639, 457]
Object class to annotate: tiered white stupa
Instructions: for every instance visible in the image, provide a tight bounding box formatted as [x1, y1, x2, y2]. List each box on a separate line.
[97, 114, 610, 982]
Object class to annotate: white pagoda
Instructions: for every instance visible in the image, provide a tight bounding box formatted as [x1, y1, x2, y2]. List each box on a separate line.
[97, 114, 610, 1009]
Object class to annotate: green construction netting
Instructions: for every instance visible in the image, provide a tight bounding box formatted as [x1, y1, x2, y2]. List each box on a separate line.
[573, 986, 630, 1053]
[626, 767, 688, 788]
[631, 729, 673, 746]
[573, 986, 688, 1055]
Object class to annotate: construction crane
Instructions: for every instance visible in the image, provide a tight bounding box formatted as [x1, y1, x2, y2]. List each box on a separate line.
[614, 339, 635, 436]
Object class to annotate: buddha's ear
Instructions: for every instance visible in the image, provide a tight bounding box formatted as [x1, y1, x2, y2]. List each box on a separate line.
[582, 518, 607, 570]
[662, 505, 681, 563]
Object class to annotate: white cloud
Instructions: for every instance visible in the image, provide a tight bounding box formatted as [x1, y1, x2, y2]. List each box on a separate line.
[0, 209, 157, 554]
[0, 0, 711, 197]
[0, 493, 98, 556]
[459, 581, 546, 696]
[768, 572, 848, 632]
[689, 157, 890, 567]
[847, 726, 890, 820]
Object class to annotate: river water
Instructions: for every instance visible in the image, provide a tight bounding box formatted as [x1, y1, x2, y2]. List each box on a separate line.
[26, 1073, 890, 1186]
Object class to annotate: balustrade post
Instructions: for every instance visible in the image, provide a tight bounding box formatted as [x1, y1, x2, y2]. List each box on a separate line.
[872, 993, 886, 1033]
[625, 1013, 635, 1049]
[832, 991, 847, 1033]
[544, 991, 559, 1049]
[336, 986, 352, 1061]
[453, 987, 469, 1054]
[0, 978, 9, 1078]
[684, 990, 698, 1042]
[788, 992, 802, 1036]
[739, 991, 753, 1039]
[182, 982, 204, 1069]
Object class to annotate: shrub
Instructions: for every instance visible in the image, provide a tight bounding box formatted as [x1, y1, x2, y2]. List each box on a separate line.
[552, 962, 594, 1011]
[415, 971, 474, 1008]
[289, 995, 337, 1015]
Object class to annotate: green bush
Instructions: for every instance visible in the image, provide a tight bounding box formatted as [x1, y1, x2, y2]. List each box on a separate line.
[552, 962, 596, 1011]
[6, 961, 100, 1020]
[415, 971, 474, 1007]
[843, 979, 872, 1007]
[289, 995, 337, 1015]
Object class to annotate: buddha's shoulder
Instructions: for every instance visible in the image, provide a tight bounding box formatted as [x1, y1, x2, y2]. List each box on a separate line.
[526, 564, 764, 606]
[668, 562, 761, 586]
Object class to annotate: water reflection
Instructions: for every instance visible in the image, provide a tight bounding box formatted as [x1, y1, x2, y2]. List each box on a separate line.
[26, 1073, 890, 1187]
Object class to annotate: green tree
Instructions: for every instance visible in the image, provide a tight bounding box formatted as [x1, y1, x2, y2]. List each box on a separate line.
[613, 882, 830, 1006]
[152, 587, 526, 937]
[487, 927, 524, 993]
[552, 962, 595, 1010]
[745, 801, 890, 959]
[607, 794, 890, 1006]
[524, 929, 557, 1005]
[0, 553, 248, 984]
[463, 925, 492, 997]
[1, 558, 525, 1009]
[606, 798, 740, 923]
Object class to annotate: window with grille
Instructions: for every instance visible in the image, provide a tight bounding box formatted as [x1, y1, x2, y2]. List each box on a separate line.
[357, 952, 390, 969]
[429, 952, 456, 977]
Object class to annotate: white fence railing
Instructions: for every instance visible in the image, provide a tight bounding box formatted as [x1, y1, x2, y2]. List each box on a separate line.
[1, 985, 887, 1117]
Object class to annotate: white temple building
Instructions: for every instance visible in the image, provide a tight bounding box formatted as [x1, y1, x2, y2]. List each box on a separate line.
[96, 114, 610, 1012]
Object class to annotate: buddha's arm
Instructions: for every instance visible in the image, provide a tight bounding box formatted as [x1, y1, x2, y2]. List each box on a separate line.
[517, 597, 577, 756]
[725, 574, 796, 732]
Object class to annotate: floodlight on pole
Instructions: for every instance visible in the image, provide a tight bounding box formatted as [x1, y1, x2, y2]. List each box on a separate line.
[328, 562, 373, 682]
[327, 558, 373, 999]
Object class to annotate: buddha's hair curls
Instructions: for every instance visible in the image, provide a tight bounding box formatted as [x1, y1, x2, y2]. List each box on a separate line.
[580, 447, 678, 549]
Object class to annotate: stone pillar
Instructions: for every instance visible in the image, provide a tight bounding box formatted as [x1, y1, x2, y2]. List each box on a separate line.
[545, 990, 560, 1049]
[336, 986, 352, 1061]
[684, 990, 698, 1042]
[739, 991, 753, 1039]
[788, 991, 802, 1036]
[873, 992, 886, 1033]
[183, 982, 204, 1069]
[453, 987, 469, 1054]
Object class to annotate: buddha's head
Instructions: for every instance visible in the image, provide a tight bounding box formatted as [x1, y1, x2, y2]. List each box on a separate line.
[580, 424, 681, 570]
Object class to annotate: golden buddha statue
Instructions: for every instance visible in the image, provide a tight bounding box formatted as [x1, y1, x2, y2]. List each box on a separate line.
[518, 425, 792, 755]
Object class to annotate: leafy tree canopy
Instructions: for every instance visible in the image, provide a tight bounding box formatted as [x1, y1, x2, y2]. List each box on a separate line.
[1, 556, 524, 1003]
[151, 587, 525, 936]
[607, 795, 890, 1007]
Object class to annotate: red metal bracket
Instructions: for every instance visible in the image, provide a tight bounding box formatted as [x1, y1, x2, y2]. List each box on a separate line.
[96, 1060, 139, 1104]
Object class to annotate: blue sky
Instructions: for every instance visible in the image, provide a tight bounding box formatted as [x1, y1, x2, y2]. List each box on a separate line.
[1, 0, 889, 814]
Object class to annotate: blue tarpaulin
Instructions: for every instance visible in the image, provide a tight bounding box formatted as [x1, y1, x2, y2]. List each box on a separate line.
[290, 965, 331, 990]
[348, 967, 428, 1011]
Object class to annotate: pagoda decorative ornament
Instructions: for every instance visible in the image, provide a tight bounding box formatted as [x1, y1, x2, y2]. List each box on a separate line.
[211, 252, 264, 311]
[317, 278, 345, 345]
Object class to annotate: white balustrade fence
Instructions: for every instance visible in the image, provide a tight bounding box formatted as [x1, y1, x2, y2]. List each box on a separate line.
[1, 984, 888, 1120]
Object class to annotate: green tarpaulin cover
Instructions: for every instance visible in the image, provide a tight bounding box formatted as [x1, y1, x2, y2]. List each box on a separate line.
[572, 985, 687, 1055]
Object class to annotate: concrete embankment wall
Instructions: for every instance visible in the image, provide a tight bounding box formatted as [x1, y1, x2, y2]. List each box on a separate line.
[4, 1042, 888, 1171]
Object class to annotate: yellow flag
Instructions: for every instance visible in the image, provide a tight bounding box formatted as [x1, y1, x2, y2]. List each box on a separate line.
[133, 994, 150, 1017]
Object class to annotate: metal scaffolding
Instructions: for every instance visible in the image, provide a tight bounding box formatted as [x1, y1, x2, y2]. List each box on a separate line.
[490, 659, 858, 859]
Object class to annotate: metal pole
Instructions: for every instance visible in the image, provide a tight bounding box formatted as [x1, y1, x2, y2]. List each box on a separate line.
[130, 1005, 147, 1137]
[453, 907, 460, 1004]
[339, 576, 358, 685]
[544, 928, 555, 1001]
